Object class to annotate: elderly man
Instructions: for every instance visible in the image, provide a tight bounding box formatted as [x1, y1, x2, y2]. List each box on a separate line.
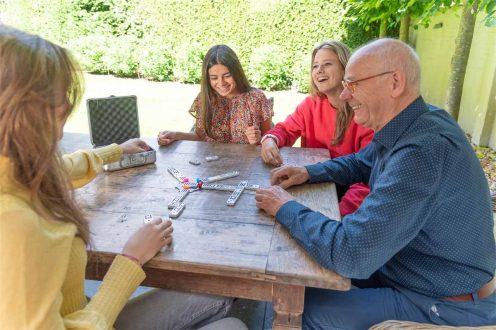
[255, 38, 496, 329]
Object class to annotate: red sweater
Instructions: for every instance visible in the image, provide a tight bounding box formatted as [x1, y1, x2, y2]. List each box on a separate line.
[266, 95, 374, 216]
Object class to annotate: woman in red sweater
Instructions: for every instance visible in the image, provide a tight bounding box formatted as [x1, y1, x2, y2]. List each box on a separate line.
[260, 41, 373, 216]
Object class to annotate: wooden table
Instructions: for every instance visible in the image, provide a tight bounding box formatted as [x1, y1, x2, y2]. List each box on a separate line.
[60, 133, 350, 329]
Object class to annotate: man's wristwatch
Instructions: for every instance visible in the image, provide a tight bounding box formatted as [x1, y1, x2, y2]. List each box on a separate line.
[261, 134, 279, 145]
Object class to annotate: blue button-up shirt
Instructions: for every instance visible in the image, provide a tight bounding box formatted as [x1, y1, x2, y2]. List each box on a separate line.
[276, 97, 496, 297]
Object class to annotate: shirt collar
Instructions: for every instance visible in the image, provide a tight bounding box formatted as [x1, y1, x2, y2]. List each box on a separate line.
[373, 96, 428, 150]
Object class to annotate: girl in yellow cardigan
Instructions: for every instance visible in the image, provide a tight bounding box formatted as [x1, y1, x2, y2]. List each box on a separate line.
[0, 25, 246, 329]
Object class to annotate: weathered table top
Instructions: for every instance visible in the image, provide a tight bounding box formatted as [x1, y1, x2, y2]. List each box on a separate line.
[60, 132, 350, 329]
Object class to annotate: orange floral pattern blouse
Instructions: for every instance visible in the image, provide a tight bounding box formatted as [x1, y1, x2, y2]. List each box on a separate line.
[189, 88, 273, 144]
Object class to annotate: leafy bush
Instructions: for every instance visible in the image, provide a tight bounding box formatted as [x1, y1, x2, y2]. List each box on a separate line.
[3, 0, 377, 88]
[102, 35, 140, 77]
[174, 43, 204, 84]
[248, 45, 292, 91]
[292, 52, 311, 94]
[67, 35, 110, 74]
[139, 43, 175, 81]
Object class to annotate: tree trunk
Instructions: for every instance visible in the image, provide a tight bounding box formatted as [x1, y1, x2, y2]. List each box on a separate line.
[399, 13, 410, 43]
[445, 0, 479, 120]
[379, 17, 387, 37]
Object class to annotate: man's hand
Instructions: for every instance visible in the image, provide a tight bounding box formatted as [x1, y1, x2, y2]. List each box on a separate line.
[271, 165, 310, 189]
[120, 138, 150, 154]
[245, 126, 261, 145]
[157, 130, 176, 146]
[255, 186, 295, 217]
[261, 138, 283, 166]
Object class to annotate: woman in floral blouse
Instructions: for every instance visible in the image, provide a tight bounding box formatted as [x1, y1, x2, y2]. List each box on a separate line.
[157, 45, 273, 145]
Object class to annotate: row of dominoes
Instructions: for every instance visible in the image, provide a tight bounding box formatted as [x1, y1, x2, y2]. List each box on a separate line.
[203, 171, 240, 183]
[226, 181, 248, 206]
[168, 182, 248, 210]
[167, 167, 241, 184]
[165, 167, 191, 218]
[184, 183, 259, 194]
[167, 167, 188, 182]
[165, 167, 253, 218]
[168, 189, 189, 209]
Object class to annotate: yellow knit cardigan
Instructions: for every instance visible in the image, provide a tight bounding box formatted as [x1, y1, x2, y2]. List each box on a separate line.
[0, 144, 145, 329]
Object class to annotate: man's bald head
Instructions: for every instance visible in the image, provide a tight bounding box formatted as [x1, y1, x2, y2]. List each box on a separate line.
[350, 38, 421, 96]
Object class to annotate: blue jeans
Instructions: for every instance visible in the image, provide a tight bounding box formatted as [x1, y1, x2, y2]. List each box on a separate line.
[303, 273, 496, 329]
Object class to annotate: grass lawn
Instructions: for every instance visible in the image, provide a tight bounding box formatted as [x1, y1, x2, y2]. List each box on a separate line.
[65, 73, 307, 140]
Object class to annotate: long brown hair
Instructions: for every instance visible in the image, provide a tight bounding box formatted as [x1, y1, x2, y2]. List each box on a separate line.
[309, 41, 352, 145]
[199, 45, 251, 137]
[0, 25, 89, 243]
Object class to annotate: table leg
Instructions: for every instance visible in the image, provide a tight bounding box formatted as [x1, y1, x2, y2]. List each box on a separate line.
[272, 283, 305, 330]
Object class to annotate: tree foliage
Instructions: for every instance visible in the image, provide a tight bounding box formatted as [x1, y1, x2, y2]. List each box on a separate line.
[479, 0, 496, 26]
[343, 0, 495, 121]
[343, 0, 466, 41]
[344, 0, 495, 39]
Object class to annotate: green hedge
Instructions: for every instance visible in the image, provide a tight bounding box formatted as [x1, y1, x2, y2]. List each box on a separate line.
[139, 41, 175, 82]
[173, 43, 205, 84]
[1, 0, 377, 91]
[248, 45, 292, 91]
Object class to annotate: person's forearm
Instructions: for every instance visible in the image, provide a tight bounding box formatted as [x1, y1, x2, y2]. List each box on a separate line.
[304, 159, 358, 185]
[305, 145, 374, 185]
[175, 131, 202, 141]
[64, 144, 123, 188]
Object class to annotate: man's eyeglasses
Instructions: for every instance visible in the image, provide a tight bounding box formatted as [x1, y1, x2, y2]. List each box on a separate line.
[341, 71, 394, 94]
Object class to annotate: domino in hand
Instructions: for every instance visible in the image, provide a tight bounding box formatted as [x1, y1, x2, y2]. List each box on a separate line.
[143, 214, 170, 224]
[143, 214, 154, 224]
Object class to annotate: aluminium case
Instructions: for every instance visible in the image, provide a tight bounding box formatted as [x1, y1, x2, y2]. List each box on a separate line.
[86, 95, 156, 171]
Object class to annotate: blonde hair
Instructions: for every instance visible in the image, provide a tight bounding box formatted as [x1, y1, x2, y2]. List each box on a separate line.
[309, 41, 352, 145]
[0, 25, 89, 243]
